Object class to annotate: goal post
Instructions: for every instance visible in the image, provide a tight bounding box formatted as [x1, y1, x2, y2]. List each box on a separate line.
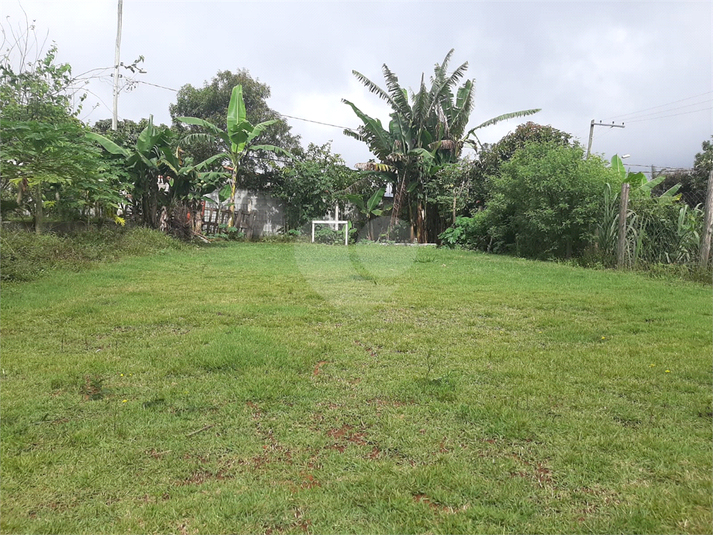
[311, 220, 349, 246]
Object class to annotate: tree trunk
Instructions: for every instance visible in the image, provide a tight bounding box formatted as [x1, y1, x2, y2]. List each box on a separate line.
[142, 176, 159, 228]
[390, 169, 407, 230]
[34, 183, 43, 234]
[416, 201, 427, 243]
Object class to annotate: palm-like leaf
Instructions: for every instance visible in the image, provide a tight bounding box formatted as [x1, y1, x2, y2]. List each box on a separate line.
[85, 132, 129, 157]
[193, 153, 227, 170]
[411, 74, 430, 134]
[342, 99, 395, 162]
[246, 120, 279, 146]
[181, 132, 226, 147]
[382, 66, 412, 120]
[449, 80, 475, 140]
[177, 116, 227, 138]
[352, 70, 397, 109]
[468, 108, 542, 134]
[250, 144, 293, 159]
[227, 85, 247, 141]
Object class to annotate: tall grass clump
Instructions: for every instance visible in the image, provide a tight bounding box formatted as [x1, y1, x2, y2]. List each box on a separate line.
[0, 226, 185, 282]
[589, 183, 711, 282]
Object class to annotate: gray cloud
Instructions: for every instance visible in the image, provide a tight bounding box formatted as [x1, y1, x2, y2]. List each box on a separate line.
[3, 0, 710, 171]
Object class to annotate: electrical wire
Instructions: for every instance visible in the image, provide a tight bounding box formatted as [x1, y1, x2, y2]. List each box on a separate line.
[614, 99, 713, 122]
[134, 80, 178, 92]
[606, 91, 713, 121]
[626, 164, 693, 171]
[277, 113, 352, 130]
[626, 106, 712, 124]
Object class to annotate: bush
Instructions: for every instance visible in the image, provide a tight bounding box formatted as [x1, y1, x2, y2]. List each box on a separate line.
[485, 142, 617, 259]
[313, 226, 346, 245]
[438, 213, 489, 250]
[0, 226, 184, 282]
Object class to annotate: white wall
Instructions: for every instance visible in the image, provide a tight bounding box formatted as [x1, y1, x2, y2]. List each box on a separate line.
[205, 190, 285, 237]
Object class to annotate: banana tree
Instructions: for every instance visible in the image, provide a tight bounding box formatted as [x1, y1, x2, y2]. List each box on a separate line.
[343, 49, 539, 242]
[346, 187, 392, 241]
[611, 154, 681, 199]
[87, 115, 175, 228]
[177, 85, 291, 227]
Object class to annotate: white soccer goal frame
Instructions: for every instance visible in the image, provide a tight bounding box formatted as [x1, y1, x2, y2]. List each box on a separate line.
[311, 220, 349, 246]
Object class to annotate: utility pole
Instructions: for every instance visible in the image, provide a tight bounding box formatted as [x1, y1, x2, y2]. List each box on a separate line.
[112, 0, 123, 131]
[585, 120, 625, 159]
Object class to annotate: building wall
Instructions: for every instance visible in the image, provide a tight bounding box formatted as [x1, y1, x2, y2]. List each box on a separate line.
[206, 190, 285, 237]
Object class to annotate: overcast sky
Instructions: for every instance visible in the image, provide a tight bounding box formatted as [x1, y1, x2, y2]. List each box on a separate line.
[2, 0, 711, 173]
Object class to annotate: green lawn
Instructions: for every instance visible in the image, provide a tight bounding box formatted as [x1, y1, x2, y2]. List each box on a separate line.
[1, 243, 711, 534]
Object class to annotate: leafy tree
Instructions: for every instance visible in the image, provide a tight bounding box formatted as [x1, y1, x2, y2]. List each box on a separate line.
[470, 122, 573, 210]
[272, 142, 357, 230]
[1, 119, 123, 230]
[0, 26, 122, 232]
[343, 49, 539, 242]
[653, 136, 712, 207]
[485, 142, 617, 259]
[424, 159, 480, 231]
[693, 136, 713, 177]
[170, 70, 299, 189]
[91, 118, 150, 147]
[0, 16, 150, 232]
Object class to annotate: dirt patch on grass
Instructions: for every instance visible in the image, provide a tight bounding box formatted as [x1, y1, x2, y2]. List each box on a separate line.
[354, 339, 379, 358]
[508, 454, 555, 487]
[180, 468, 232, 485]
[313, 360, 328, 377]
[327, 424, 368, 446]
[413, 494, 469, 514]
[574, 485, 622, 522]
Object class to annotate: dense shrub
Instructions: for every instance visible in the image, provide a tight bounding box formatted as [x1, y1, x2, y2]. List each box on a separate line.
[438, 213, 490, 250]
[484, 142, 617, 259]
[0, 227, 185, 282]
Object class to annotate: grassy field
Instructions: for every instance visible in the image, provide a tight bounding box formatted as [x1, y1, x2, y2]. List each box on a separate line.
[1, 242, 711, 534]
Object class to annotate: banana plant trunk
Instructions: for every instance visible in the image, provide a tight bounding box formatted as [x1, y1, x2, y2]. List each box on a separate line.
[227, 168, 238, 228]
[142, 177, 159, 228]
[390, 169, 407, 231]
[416, 201, 427, 243]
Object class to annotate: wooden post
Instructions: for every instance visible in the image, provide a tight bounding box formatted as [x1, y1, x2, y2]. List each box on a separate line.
[699, 169, 713, 267]
[617, 182, 630, 268]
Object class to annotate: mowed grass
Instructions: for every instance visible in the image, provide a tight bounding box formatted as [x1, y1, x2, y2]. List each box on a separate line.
[1, 243, 711, 534]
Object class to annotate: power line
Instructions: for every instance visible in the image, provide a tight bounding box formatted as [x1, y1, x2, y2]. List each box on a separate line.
[615, 99, 713, 122]
[606, 90, 713, 121]
[626, 106, 712, 124]
[626, 164, 693, 171]
[135, 80, 177, 92]
[278, 113, 352, 130]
